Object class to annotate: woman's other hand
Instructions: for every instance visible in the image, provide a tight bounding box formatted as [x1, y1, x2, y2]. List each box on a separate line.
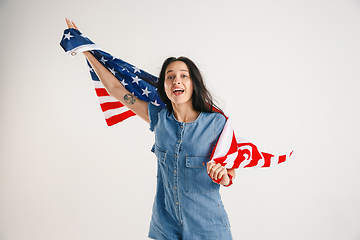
[207, 162, 231, 186]
[65, 18, 78, 30]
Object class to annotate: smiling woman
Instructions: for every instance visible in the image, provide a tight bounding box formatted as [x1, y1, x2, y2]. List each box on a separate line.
[64, 18, 235, 240]
[157, 57, 220, 118]
[163, 61, 195, 119]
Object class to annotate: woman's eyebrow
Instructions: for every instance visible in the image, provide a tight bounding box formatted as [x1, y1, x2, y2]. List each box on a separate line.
[166, 69, 189, 74]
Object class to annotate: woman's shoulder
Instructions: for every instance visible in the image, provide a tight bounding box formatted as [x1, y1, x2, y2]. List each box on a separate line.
[200, 111, 226, 129]
[148, 103, 168, 115]
[202, 110, 226, 121]
[148, 103, 169, 132]
[197, 111, 226, 143]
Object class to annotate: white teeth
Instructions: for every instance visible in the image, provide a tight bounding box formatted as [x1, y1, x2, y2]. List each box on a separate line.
[172, 89, 184, 93]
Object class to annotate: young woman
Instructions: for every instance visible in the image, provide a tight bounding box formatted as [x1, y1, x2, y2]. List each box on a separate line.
[66, 19, 235, 240]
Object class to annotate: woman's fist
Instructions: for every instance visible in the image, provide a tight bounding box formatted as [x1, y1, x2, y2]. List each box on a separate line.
[207, 162, 230, 186]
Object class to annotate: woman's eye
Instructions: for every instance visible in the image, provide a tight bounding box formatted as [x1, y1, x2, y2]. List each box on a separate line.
[182, 75, 188, 78]
[167, 76, 174, 79]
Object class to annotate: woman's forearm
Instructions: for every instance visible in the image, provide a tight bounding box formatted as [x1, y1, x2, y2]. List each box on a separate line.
[83, 51, 124, 94]
[82, 51, 150, 122]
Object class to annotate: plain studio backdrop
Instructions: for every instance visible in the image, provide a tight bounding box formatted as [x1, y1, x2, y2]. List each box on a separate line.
[0, 0, 359, 239]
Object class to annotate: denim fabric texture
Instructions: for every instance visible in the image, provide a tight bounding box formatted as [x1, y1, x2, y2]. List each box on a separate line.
[147, 103, 232, 240]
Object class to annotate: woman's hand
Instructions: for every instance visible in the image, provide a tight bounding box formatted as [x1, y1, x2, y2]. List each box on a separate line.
[207, 162, 231, 186]
[65, 18, 78, 30]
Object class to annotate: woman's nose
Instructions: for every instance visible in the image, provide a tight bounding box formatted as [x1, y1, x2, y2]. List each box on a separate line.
[173, 77, 180, 84]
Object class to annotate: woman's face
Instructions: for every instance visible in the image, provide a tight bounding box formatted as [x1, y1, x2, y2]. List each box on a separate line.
[164, 61, 194, 108]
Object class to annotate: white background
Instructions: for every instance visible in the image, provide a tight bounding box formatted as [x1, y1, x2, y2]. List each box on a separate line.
[1, 0, 360, 239]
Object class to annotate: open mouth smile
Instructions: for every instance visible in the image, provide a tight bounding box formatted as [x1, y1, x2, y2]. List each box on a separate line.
[172, 88, 184, 95]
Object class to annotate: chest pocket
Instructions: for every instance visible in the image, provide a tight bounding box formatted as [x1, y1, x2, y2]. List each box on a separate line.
[185, 154, 217, 194]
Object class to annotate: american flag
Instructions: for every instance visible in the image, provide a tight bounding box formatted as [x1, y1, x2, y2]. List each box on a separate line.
[210, 116, 293, 169]
[60, 28, 293, 170]
[60, 28, 164, 126]
[86, 50, 165, 126]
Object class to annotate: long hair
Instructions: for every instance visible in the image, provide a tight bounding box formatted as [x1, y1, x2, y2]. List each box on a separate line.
[157, 56, 222, 114]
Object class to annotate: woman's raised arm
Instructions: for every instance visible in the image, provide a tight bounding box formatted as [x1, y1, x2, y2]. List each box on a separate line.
[65, 18, 150, 123]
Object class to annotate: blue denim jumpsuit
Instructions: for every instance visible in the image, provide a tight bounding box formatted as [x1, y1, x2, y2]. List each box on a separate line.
[147, 103, 233, 240]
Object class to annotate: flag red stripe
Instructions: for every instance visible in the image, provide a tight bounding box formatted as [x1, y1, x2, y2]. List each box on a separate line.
[95, 88, 110, 97]
[100, 101, 124, 112]
[278, 155, 286, 164]
[244, 159, 260, 168]
[231, 153, 244, 169]
[105, 110, 136, 126]
[228, 133, 239, 155]
[261, 152, 274, 167]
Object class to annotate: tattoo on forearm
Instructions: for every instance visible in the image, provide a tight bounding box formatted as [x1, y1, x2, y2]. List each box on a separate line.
[124, 94, 136, 105]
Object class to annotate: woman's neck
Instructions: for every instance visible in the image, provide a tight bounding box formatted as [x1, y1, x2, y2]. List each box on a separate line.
[172, 103, 200, 123]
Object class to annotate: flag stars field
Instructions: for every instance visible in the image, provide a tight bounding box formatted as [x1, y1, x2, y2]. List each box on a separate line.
[142, 87, 151, 97]
[63, 32, 73, 40]
[109, 68, 116, 75]
[151, 100, 160, 106]
[100, 57, 107, 64]
[132, 76, 142, 85]
[121, 79, 128, 86]
[133, 66, 141, 73]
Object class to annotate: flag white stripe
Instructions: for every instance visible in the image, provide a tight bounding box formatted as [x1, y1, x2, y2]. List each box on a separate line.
[256, 157, 265, 168]
[239, 158, 252, 168]
[93, 81, 105, 89]
[269, 156, 278, 167]
[211, 119, 234, 159]
[98, 96, 119, 104]
[235, 136, 249, 144]
[103, 106, 130, 119]
[66, 44, 101, 57]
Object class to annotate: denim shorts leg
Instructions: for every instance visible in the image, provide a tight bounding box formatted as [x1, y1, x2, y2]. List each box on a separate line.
[148, 179, 182, 240]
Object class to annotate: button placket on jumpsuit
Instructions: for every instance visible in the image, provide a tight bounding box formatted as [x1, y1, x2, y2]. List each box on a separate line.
[172, 122, 183, 226]
[148, 104, 232, 240]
